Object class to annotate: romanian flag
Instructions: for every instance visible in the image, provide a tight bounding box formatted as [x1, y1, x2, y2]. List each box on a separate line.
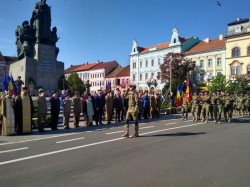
[185, 78, 191, 102]
[176, 84, 183, 106]
[7, 74, 18, 96]
[3, 74, 8, 92]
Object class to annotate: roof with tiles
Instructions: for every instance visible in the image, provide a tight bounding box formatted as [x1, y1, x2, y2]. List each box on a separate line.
[185, 38, 225, 55]
[105, 67, 124, 78]
[64, 65, 82, 74]
[72, 62, 99, 72]
[91, 60, 119, 71]
[140, 42, 170, 53]
[116, 65, 130, 77]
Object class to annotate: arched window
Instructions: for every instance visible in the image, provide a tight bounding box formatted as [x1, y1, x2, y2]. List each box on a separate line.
[232, 47, 240, 57]
[247, 64, 250, 74]
[236, 66, 241, 75]
[231, 66, 235, 75]
[247, 46, 250, 56]
[151, 59, 154, 67]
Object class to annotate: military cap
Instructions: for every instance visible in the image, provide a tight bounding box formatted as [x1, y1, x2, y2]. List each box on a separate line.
[38, 88, 44, 93]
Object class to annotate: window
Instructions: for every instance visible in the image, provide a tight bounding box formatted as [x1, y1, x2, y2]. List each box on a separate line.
[140, 61, 142, 68]
[145, 73, 148, 80]
[174, 39, 176, 43]
[157, 72, 161, 80]
[145, 60, 148, 67]
[248, 46, 250, 56]
[151, 72, 154, 79]
[208, 59, 212, 67]
[217, 58, 221, 66]
[200, 60, 204, 68]
[132, 62, 137, 69]
[158, 58, 161, 65]
[247, 65, 250, 74]
[126, 79, 129, 84]
[133, 74, 136, 81]
[217, 72, 222, 75]
[139, 74, 142, 81]
[151, 59, 154, 67]
[232, 47, 240, 57]
[236, 66, 241, 75]
[231, 66, 235, 75]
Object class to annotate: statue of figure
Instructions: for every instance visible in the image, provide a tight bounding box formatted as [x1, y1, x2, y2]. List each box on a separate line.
[15, 76, 24, 95]
[30, 0, 51, 44]
[15, 25, 23, 59]
[20, 21, 34, 58]
[85, 80, 91, 95]
[50, 27, 60, 58]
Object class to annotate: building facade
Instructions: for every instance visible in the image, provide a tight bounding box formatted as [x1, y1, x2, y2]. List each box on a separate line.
[104, 66, 124, 91]
[225, 18, 250, 81]
[114, 65, 130, 93]
[185, 35, 226, 83]
[130, 28, 200, 92]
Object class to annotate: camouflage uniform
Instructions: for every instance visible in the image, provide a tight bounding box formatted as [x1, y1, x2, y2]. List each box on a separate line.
[223, 93, 234, 122]
[236, 94, 245, 116]
[201, 92, 211, 123]
[191, 93, 201, 121]
[244, 94, 250, 116]
[182, 95, 189, 120]
[155, 94, 161, 118]
[149, 93, 156, 118]
[105, 92, 114, 124]
[72, 93, 81, 128]
[122, 85, 139, 138]
[63, 97, 71, 129]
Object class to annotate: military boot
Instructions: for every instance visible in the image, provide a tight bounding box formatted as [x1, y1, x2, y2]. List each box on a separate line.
[122, 124, 129, 138]
[132, 123, 139, 137]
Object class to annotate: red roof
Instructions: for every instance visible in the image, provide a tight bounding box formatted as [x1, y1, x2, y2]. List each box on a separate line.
[64, 65, 82, 74]
[91, 60, 119, 71]
[141, 42, 170, 53]
[116, 65, 130, 77]
[105, 67, 124, 78]
[185, 39, 225, 55]
[73, 63, 99, 72]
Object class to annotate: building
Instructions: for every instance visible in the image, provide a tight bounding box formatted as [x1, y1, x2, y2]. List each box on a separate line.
[0, 52, 6, 91]
[104, 66, 124, 91]
[88, 60, 120, 92]
[64, 64, 83, 79]
[130, 28, 200, 92]
[115, 65, 130, 93]
[185, 35, 226, 83]
[225, 18, 250, 81]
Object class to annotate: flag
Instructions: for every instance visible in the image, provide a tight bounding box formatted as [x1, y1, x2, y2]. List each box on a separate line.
[185, 78, 191, 102]
[11, 75, 18, 96]
[3, 74, 8, 92]
[7, 74, 18, 95]
[176, 84, 183, 106]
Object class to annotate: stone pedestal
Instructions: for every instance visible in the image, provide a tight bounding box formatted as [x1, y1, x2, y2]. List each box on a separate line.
[10, 44, 64, 91]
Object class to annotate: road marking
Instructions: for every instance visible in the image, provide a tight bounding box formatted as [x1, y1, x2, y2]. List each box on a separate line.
[0, 147, 28, 154]
[140, 126, 154, 129]
[184, 120, 193, 123]
[56, 137, 85, 144]
[0, 122, 204, 166]
[140, 123, 203, 136]
[165, 122, 177, 126]
[106, 131, 124, 135]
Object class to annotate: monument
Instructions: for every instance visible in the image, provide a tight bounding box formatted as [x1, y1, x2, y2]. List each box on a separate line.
[10, 0, 64, 91]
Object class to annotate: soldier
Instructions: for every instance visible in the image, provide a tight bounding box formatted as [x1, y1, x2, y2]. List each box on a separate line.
[155, 93, 161, 118]
[37, 88, 47, 132]
[105, 90, 114, 124]
[197, 92, 203, 120]
[244, 93, 250, 116]
[138, 91, 143, 120]
[236, 93, 245, 116]
[201, 91, 211, 123]
[191, 92, 201, 121]
[113, 91, 123, 123]
[181, 93, 189, 120]
[216, 91, 224, 124]
[49, 90, 60, 130]
[224, 92, 234, 123]
[149, 91, 156, 118]
[72, 91, 81, 128]
[63, 93, 71, 129]
[122, 85, 139, 138]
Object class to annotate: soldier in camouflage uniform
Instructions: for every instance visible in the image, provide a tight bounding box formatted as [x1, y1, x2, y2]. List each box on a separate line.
[105, 90, 114, 124]
[149, 91, 156, 118]
[201, 91, 211, 123]
[211, 91, 223, 124]
[223, 92, 234, 123]
[155, 93, 161, 118]
[216, 91, 224, 124]
[244, 93, 250, 116]
[181, 93, 189, 120]
[191, 92, 201, 121]
[72, 91, 82, 128]
[236, 93, 245, 116]
[197, 92, 203, 120]
[233, 93, 238, 115]
[122, 85, 139, 138]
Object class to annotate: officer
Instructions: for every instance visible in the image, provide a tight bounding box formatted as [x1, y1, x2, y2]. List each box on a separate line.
[181, 93, 189, 120]
[224, 92, 233, 123]
[201, 91, 211, 123]
[122, 84, 139, 138]
[216, 90, 224, 124]
[191, 92, 201, 121]
[37, 88, 47, 132]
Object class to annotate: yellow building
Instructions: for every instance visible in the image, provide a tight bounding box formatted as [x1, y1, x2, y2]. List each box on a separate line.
[225, 18, 250, 81]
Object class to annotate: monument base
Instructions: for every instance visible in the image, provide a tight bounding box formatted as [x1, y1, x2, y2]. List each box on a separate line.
[10, 44, 64, 91]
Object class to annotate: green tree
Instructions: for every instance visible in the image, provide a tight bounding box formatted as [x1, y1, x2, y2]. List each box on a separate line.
[67, 72, 86, 95]
[227, 75, 250, 93]
[208, 74, 228, 93]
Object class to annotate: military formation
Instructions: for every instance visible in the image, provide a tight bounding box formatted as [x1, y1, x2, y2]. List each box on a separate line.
[182, 91, 250, 123]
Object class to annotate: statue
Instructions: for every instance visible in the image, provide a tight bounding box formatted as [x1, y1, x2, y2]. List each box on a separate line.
[15, 21, 34, 60]
[50, 27, 60, 58]
[85, 80, 91, 95]
[15, 76, 24, 95]
[30, 0, 51, 44]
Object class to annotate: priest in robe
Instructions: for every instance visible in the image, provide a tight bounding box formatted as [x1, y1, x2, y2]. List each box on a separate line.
[15, 86, 34, 134]
[1, 91, 15, 136]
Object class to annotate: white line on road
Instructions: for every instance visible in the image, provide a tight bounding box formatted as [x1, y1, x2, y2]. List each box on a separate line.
[56, 137, 85, 144]
[0, 147, 28, 154]
[165, 122, 177, 126]
[140, 126, 154, 129]
[0, 122, 203, 166]
[106, 126, 155, 135]
[184, 120, 193, 123]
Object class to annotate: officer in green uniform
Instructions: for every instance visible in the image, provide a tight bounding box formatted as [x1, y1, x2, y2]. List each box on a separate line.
[181, 93, 189, 120]
[201, 91, 211, 123]
[216, 91, 224, 124]
[191, 92, 201, 121]
[122, 85, 139, 138]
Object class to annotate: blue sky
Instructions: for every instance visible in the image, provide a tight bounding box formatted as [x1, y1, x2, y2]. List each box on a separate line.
[0, 0, 249, 69]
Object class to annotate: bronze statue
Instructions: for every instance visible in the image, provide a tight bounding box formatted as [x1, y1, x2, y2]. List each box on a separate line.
[30, 0, 51, 44]
[50, 27, 60, 58]
[15, 76, 24, 95]
[85, 80, 91, 95]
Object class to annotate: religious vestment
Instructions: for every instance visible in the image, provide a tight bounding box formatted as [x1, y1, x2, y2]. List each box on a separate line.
[1, 96, 16, 136]
[15, 93, 34, 134]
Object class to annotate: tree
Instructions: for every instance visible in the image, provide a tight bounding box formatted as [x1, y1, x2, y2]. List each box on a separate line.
[208, 74, 228, 93]
[66, 72, 86, 95]
[159, 52, 195, 95]
[226, 75, 250, 93]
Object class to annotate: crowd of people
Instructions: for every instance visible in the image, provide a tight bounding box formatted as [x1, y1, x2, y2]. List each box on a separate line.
[181, 91, 250, 123]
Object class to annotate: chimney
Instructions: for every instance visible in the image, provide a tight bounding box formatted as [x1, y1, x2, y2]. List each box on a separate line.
[237, 18, 241, 22]
[219, 34, 224, 40]
[86, 62, 88, 65]
[204, 38, 210, 43]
